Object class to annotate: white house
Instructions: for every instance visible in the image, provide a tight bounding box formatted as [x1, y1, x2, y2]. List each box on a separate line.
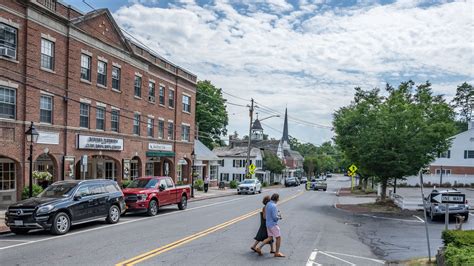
[213, 146, 269, 183]
[193, 139, 220, 186]
[404, 122, 474, 186]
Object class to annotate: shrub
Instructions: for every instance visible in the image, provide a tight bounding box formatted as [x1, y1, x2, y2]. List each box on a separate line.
[442, 230, 474, 248]
[122, 179, 132, 189]
[21, 184, 43, 199]
[443, 182, 452, 188]
[33, 171, 52, 181]
[194, 179, 204, 191]
[176, 180, 184, 186]
[444, 245, 474, 266]
[262, 181, 268, 187]
[229, 180, 239, 189]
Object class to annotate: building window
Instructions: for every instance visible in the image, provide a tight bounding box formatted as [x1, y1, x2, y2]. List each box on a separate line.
[112, 66, 120, 91]
[145, 162, 154, 176]
[0, 87, 15, 119]
[79, 103, 89, 128]
[159, 86, 165, 105]
[134, 76, 142, 97]
[0, 23, 17, 59]
[148, 82, 155, 103]
[435, 169, 451, 175]
[438, 150, 451, 159]
[97, 61, 107, 86]
[220, 173, 229, 182]
[168, 122, 174, 140]
[168, 90, 175, 108]
[96, 107, 105, 130]
[111, 109, 119, 132]
[0, 161, 15, 191]
[233, 160, 245, 168]
[465, 150, 474, 159]
[40, 39, 54, 70]
[133, 113, 140, 135]
[147, 118, 154, 137]
[256, 160, 262, 168]
[40, 95, 52, 123]
[130, 160, 139, 180]
[219, 160, 224, 167]
[80, 54, 91, 81]
[233, 173, 244, 182]
[158, 120, 164, 139]
[176, 164, 182, 182]
[182, 95, 191, 113]
[210, 165, 217, 180]
[181, 125, 190, 141]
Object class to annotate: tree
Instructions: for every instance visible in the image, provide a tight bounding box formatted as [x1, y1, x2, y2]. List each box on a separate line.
[196, 80, 229, 149]
[452, 82, 473, 132]
[333, 81, 456, 200]
[263, 151, 285, 174]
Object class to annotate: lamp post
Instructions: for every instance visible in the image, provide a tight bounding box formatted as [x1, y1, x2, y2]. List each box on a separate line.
[191, 150, 195, 198]
[25, 122, 39, 198]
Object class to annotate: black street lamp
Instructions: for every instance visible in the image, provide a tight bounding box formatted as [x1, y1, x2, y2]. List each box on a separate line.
[190, 150, 195, 198]
[25, 122, 39, 198]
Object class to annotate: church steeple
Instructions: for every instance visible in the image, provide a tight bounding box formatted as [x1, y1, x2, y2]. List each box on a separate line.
[282, 108, 289, 142]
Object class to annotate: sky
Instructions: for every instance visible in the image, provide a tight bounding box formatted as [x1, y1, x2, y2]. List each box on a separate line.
[65, 0, 474, 145]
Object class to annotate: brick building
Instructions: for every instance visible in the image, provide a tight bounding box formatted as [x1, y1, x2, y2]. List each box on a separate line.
[0, 0, 196, 206]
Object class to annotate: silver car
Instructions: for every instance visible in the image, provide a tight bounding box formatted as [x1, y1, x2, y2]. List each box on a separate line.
[311, 178, 327, 191]
[424, 189, 469, 222]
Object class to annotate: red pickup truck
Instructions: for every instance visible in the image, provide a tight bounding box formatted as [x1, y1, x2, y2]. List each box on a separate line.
[122, 176, 190, 216]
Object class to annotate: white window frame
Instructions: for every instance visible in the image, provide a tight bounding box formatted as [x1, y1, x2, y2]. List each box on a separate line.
[39, 95, 53, 124]
[40, 38, 54, 70]
[0, 86, 16, 119]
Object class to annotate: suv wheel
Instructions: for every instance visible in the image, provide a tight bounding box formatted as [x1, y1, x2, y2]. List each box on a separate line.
[178, 195, 187, 210]
[147, 200, 158, 216]
[106, 205, 121, 224]
[51, 212, 71, 235]
[11, 228, 29, 235]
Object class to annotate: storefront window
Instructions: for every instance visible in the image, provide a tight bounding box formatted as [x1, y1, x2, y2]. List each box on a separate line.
[0, 160, 15, 191]
[130, 160, 139, 180]
[176, 164, 182, 182]
[145, 162, 154, 176]
[210, 165, 217, 180]
[105, 162, 115, 179]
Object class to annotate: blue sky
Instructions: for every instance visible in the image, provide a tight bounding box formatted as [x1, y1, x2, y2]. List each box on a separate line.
[64, 0, 474, 145]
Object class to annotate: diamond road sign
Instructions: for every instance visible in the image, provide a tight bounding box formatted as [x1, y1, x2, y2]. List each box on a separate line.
[349, 164, 358, 173]
[431, 193, 465, 204]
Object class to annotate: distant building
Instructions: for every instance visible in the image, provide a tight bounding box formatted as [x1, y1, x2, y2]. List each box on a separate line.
[212, 147, 268, 183]
[193, 139, 220, 186]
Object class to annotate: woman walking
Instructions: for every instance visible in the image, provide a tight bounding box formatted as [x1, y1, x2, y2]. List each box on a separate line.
[251, 195, 275, 254]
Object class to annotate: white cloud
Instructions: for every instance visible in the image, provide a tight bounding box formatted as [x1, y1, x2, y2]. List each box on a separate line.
[113, 0, 473, 145]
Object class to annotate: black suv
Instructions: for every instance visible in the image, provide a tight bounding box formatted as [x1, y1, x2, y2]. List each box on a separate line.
[5, 179, 126, 235]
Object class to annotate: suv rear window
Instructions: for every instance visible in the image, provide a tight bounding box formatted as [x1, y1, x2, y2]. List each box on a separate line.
[105, 183, 120, 193]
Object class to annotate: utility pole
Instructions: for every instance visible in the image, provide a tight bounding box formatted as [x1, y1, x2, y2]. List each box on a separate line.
[245, 98, 254, 178]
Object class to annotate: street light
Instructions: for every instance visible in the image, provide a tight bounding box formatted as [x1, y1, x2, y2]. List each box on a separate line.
[191, 150, 195, 198]
[25, 122, 39, 198]
[258, 114, 280, 122]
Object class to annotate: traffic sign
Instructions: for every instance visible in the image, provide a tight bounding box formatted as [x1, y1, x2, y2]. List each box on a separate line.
[431, 193, 465, 204]
[248, 164, 256, 175]
[349, 164, 358, 173]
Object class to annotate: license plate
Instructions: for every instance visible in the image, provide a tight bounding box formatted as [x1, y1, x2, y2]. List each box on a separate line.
[14, 220, 23, 226]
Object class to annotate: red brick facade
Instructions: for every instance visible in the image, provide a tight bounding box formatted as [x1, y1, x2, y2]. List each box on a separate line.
[0, 0, 196, 205]
[429, 166, 474, 175]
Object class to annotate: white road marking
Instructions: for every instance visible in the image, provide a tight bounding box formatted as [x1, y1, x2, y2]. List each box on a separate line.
[323, 251, 385, 264]
[306, 249, 320, 266]
[319, 251, 356, 265]
[360, 213, 423, 223]
[0, 239, 32, 242]
[0, 194, 272, 251]
[413, 215, 425, 222]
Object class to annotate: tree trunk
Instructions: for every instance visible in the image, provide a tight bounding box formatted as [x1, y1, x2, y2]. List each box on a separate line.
[363, 177, 368, 192]
[380, 179, 388, 201]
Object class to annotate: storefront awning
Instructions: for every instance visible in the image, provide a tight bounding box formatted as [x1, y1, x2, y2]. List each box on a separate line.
[146, 151, 175, 157]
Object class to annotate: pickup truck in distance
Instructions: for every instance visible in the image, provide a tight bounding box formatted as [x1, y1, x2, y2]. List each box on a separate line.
[122, 176, 190, 216]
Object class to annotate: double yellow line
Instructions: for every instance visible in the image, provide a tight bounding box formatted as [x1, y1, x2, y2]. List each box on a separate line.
[116, 190, 304, 266]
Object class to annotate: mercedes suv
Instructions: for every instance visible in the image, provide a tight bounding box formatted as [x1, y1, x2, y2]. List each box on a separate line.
[5, 179, 126, 235]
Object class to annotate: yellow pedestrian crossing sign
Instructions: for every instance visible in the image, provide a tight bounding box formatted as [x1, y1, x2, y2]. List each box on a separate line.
[249, 164, 256, 174]
[349, 164, 358, 173]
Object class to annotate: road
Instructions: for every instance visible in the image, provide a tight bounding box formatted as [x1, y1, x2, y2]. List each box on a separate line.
[0, 175, 472, 265]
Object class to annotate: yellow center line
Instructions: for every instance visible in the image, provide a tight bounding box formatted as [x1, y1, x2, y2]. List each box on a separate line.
[116, 190, 304, 266]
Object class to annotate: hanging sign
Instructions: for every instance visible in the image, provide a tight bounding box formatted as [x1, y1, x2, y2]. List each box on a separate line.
[77, 135, 123, 151]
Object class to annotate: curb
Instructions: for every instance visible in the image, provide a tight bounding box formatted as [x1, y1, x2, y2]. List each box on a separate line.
[189, 192, 237, 202]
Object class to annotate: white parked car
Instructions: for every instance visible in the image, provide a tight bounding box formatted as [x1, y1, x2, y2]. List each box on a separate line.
[237, 179, 262, 194]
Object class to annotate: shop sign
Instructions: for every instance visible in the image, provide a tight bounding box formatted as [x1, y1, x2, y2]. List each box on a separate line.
[77, 135, 123, 151]
[37, 131, 59, 145]
[148, 143, 173, 151]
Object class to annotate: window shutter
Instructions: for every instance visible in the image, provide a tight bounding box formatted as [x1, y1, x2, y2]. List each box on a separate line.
[447, 150, 451, 159]
[465, 150, 468, 159]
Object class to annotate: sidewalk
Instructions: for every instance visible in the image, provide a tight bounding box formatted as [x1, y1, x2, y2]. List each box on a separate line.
[190, 187, 237, 201]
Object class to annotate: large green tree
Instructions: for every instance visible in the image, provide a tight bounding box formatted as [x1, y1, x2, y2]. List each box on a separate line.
[452, 82, 473, 132]
[333, 81, 456, 200]
[196, 80, 229, 149]
[263, 151, 285, 174]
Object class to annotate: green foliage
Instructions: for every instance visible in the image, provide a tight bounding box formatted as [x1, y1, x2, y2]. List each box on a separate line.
[442, 230, 474, 247]
[176, 181, 184, 186]
[262, 181, 268, 187]
[333, 81, 457, 199]
[229, 180, 239, 189]
[33, 171, 52, 181]
[444, 245, 474, 266]
[194, 179, 204, 191]
[290, 138, 344, 174]
[196, 80, 229, 149]
[21, 184, 43, 199]
[452, 82, 473, 124]
[122, 179, 132, 189]
[263, 151, 285, 174]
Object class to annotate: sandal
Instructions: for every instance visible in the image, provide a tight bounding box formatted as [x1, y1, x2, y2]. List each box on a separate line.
[251, 247, 257, 253]
[270, 251, 275, 254]
[254, 247, 263, 256]
[274, 252, 286, 258]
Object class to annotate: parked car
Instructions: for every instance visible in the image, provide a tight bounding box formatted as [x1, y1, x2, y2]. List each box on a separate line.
[424, 189, 469, 221]
[326, 173, 333, 178]
[300, 177, 308, 184]
[285, 177, 299, 187]
[5, 180, 125, 235]
[122, 176, 190, 216]
[237, 179, 262, 194]
[311, 178, 327, 191]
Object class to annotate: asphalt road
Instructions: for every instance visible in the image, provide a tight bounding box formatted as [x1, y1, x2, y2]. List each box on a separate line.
[0, 175, 472, 265]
